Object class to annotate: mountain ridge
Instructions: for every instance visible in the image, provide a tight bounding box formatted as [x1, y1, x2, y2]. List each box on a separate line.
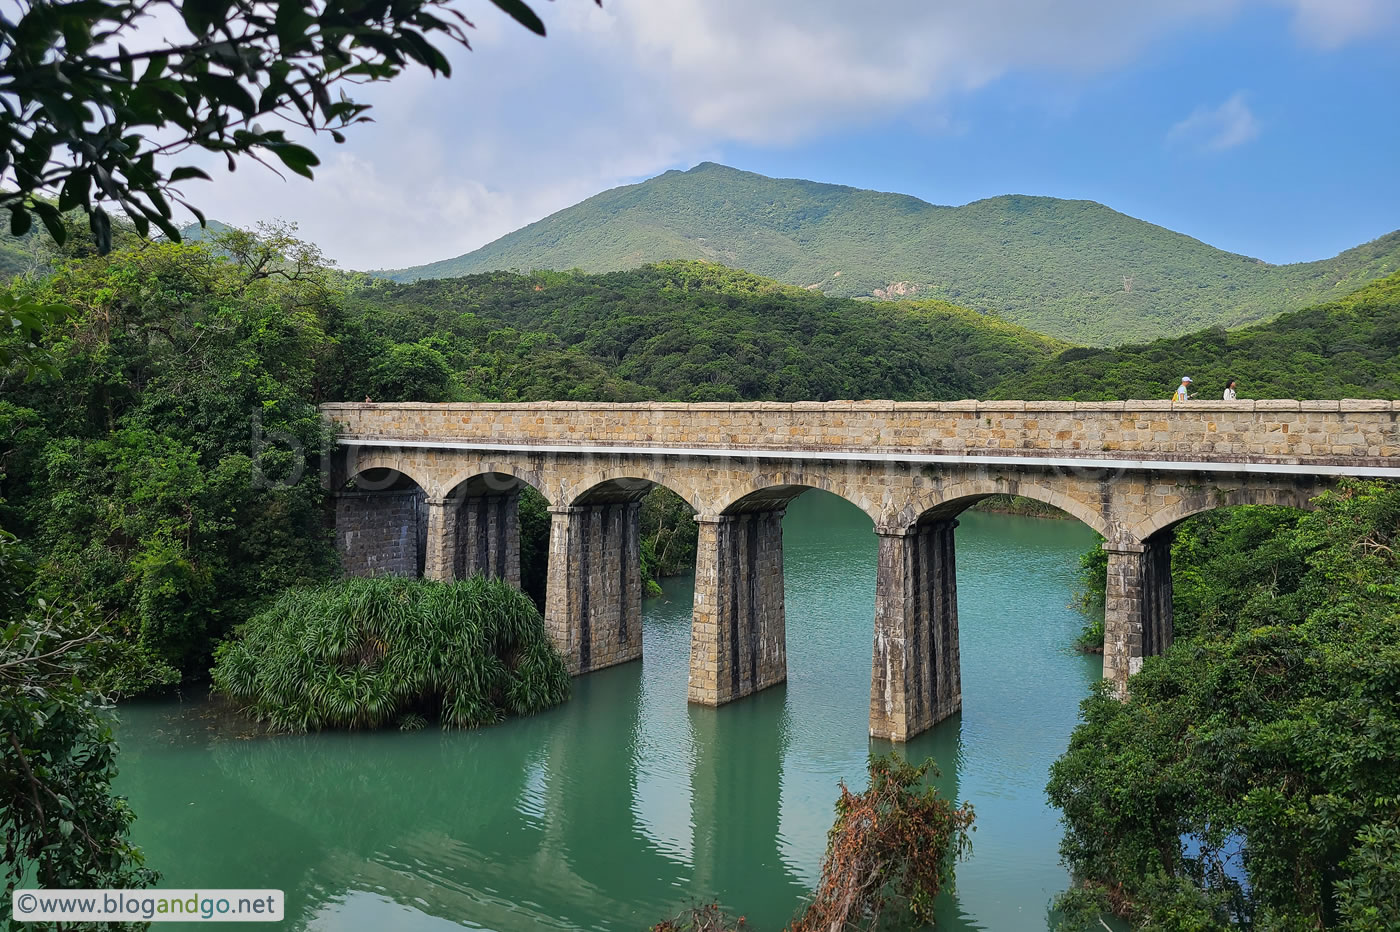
[381, 162, 1400, 345]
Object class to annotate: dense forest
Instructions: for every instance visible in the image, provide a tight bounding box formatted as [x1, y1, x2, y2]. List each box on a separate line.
[995, 271, 1400, 401]
[384, 161, 1400, 346]
[349, 260, 1065, 402]
[0, 229, 1064, 693]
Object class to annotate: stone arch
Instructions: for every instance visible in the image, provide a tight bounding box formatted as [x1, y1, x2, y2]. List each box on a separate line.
[438, 461, 550, 505]
[564, 469, 702, 514]
[900, 477, 1111, 539]
[336, 455, 430, 579]
[714, 473, 882, 525]
[1129, 482, 1322, 543]
[341, 449, 431, 495]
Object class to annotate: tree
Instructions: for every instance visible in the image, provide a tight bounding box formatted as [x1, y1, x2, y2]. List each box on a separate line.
[1, 528, 170, 929]
[0, 0, 596, 251]
[0, 293, 69, 379]
[1047, 481, 1400, 930]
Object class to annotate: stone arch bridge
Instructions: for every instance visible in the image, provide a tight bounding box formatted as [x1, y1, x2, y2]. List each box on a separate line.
[322, 400, 1400, 742]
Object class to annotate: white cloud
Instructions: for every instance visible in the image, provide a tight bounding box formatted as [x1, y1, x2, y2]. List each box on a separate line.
[1286, 0, 1399, 48]
[1167, 91, 1261, 152]
[162, 0, 1392, 269]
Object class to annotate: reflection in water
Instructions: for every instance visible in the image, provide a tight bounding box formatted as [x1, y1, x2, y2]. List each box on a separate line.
[116, 490, 1100, 931]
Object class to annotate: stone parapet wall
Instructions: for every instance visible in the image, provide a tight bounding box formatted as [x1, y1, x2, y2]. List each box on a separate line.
[323, 400, 1400, 469]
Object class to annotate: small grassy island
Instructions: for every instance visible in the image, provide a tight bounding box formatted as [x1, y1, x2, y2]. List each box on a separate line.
[212, 576, 571, 732]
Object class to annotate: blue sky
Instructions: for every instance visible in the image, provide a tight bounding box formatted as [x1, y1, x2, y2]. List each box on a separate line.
[184, 1, 1400, 270]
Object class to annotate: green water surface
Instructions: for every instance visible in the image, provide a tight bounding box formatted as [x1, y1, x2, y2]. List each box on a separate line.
[115, 490, 1101, 930]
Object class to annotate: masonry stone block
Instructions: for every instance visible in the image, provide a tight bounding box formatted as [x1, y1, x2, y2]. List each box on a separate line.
[335, 490, 423, 577]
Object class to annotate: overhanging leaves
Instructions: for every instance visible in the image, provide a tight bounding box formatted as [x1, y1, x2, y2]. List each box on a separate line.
[0, 0, 588, 252]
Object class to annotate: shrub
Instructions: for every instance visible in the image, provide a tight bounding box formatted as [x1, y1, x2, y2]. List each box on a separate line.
[653, 755, 975, 932]
[2, 530, 163, 926]
[792, 755, 975, 930]
[211, 576, 570, 732]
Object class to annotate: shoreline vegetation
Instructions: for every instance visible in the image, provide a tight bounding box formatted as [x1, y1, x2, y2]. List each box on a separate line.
[1072, 543, 1108, 654]
[1049, 482, 1400, 930]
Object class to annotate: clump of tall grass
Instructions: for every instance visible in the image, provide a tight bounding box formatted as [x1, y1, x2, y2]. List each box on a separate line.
[212, 576, 570, 732]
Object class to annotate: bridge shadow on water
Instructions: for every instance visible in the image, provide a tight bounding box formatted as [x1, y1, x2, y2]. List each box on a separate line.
[115, 489, 1102, 931]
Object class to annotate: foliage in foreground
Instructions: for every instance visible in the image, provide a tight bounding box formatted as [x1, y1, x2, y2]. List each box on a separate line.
[1047, 480, 1400, 930]
[0, 0, 566, 252]
[1, 530, 157, 928]
[655, 755, 974, 931]
[212, 576, 570, 732]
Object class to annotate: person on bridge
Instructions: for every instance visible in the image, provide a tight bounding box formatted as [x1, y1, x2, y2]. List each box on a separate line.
[1223, 379, 1238, 401]
[1173, 376, 1194, 402]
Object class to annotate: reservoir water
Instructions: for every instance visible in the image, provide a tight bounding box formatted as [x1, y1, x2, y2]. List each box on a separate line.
[115, 490, 1101, 931]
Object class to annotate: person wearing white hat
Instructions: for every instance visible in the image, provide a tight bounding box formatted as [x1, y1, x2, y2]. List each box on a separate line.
[1173, 376, 1193, 403]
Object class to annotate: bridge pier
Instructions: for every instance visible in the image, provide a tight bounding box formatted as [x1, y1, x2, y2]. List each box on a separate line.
[1102, 535, 1174, 696]
[421, 491, 523, 584]
[870, 520, 962, 742]
[688, 512, 787, 706]
[422, 497, 456, 581]
[455, 491, 522, 585]
[544, 504, 643, 675]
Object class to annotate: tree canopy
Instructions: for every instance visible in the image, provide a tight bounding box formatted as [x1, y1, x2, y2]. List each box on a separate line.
[994, 271, 1400, 402]
[1049, 483, 1400, 930]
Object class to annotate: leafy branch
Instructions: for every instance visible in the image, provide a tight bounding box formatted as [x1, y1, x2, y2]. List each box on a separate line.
[0, 0, 598, 251]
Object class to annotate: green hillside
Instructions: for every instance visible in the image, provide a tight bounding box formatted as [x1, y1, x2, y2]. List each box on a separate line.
[349, 260, 1065, 402]
[381, 162, 1400, 346]
[0, 226, 45, 278]
[992, 271, 1400, 401]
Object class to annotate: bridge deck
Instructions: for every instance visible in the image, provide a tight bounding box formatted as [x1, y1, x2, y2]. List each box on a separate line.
[324, 400, 1400, 477]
